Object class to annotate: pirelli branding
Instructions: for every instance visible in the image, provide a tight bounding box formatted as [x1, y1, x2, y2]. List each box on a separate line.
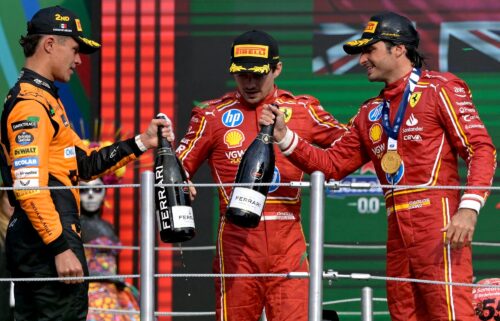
[234, 45, 269, 58]
[14, 189, 40, 200]
[75, 19, 83, 31]
[364, 21, 378, 33]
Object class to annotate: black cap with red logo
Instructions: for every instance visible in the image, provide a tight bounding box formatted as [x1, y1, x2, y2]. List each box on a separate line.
[343, 11, 419, 55]
[229, 30, 280, 74]
[27, 5, 100, 54]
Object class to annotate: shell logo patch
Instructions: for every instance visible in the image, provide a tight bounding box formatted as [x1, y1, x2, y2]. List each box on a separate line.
[369, 123, 383, 143]
[224, 129, 245, 148]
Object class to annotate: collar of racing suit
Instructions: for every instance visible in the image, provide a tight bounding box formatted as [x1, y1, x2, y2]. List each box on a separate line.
[236, 85, 279, 108]
[382, 70, 413, 102]
[19, 68, 59, 98]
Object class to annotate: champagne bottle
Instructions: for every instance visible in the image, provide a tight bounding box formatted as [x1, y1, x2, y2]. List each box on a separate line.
[225, 121, 276, 228]
[154, 113, 195, 242]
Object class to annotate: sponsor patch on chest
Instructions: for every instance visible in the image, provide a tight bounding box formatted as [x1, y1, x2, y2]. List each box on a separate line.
[64, 146, 76, 158]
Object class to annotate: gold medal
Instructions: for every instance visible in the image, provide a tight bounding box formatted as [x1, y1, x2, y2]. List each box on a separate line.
[381, 150, 402, 174]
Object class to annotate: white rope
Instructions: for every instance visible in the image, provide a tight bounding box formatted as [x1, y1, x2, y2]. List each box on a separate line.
[373, 298, 388, 302]
[156, 245, 216, 251]
[322, 297, 387, 306]
[88, 307, 139, 316]
[327, 271, 500, 289]
[84, 244, 217, 251]
[83, 241, 500, 252]
[155, 311, 215, 317]
[0, 272, 290, 283]
[154, 273, 290, 278]
[337, 311, 390, 316]
[1, 181, 499, 190]
[0, 274, 140, 282]
[323, 244, 386, 249]
[4, 271, 500, 290]
[322, 298, 360, 305]
[323, 241, 500, 249]
[84, 244, 140, 251]
[87, 308, 392, 318]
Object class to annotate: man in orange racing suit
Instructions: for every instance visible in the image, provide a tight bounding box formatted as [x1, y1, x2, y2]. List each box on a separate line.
[175, 30, 346, 321]
[260, 12, 496, 321]
[0, 6, 171, 321]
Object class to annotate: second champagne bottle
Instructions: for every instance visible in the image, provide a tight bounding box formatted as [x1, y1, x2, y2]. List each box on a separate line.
[225, 118, 276, 228]
[154, 113, 196, 242]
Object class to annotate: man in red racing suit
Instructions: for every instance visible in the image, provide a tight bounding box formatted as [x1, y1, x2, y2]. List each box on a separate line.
[261, 12, 496, 321]
[176, 30, 346, 321]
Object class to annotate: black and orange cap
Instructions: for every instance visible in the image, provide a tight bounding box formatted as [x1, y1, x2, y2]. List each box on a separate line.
[343, 12, 419, 55]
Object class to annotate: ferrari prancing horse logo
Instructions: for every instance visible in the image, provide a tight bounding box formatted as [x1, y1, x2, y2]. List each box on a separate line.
[409, 92, 422, 108]
[279, 107, 292, 123]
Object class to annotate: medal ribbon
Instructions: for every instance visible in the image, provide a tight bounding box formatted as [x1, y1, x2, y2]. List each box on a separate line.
[381, 68, 421, 151]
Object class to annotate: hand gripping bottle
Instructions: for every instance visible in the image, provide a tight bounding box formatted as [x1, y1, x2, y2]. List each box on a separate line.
[154, 113, 195, 242]
[225, 121, 276, 228]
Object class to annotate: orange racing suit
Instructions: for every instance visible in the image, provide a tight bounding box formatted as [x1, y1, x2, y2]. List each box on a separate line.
[0, 68, 145, 320]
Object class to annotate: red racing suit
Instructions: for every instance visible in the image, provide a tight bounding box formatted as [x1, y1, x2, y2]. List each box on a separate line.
[0, 68, 145, 320]
[279, 70, 496, 321]
[176, 87, 346, 321]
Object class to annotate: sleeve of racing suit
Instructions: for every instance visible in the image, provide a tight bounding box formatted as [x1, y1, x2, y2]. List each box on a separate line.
[73, 131, 144, 181]
[304, 97, 347, 147]
[279, 108, 370, 181]
[436, 79, 496, 214]
[175, 107, 213, 178]
[8, 100, 70, 254]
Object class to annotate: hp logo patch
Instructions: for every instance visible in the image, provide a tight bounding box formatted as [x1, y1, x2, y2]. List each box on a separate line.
[368, 104, 383, 122]
[222, 109, 244, 127]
